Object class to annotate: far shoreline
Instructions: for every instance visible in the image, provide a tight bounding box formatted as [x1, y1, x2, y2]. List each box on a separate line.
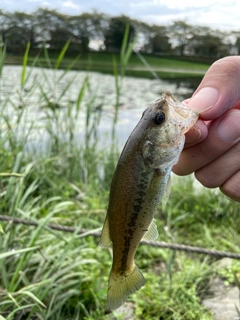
[3, 51, 210, 80]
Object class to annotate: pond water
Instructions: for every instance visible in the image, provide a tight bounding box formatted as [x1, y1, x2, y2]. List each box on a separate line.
[0, 66, 201, 150]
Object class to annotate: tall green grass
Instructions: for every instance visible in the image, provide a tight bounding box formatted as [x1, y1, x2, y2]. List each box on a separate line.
[0, 42, 117, 319]
[0, 37, 239, 320]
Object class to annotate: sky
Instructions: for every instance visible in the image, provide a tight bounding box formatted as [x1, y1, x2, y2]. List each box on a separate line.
[1, 0, 240, 31]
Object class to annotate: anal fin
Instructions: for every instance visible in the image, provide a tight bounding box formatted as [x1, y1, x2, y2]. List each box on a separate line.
[142, 219, 158, 241]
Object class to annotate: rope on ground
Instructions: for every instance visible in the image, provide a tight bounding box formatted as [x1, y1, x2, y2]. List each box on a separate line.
[1, 214, 240, 260]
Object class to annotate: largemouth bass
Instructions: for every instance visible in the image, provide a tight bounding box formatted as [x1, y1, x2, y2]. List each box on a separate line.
[100, 92, 198, 310]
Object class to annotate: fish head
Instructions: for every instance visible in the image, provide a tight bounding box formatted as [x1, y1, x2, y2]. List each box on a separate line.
[139, 91, 199, 169]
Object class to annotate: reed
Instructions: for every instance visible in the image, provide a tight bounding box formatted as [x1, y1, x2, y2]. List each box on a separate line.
[0, 37, 239, 320]
[0, 41, 117, 319]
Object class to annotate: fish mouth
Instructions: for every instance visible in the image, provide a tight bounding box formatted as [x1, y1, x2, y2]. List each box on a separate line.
[163, 92, 199, 133]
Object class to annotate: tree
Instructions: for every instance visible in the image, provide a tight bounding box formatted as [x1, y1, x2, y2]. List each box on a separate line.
[68, 12, 107, 52]
[235, 37, 240, 55]
[0, 10, 11, 44]
[142, 25, 171, 54]
[4, 12, 36, 51]
[168, 21, 196, 55]
[128, 19, 151, 52]
[0, 9, 237, 58]
[34, 9, 70, 48]
[104, 16, 135, 52]
[189, 27, 228, 57]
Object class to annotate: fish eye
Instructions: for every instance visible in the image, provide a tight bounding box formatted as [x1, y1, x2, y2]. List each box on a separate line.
[152, 111, 165, 125]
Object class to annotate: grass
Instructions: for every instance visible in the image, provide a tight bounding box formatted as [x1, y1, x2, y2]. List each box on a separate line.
[0, 41, 240, 319]
[5, 50, 210, 80]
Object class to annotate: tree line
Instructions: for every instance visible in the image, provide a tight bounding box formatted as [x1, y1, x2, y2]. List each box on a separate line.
[1, 8, 240, 58]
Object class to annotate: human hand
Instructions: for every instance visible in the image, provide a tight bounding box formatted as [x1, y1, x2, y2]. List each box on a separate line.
[173, 56, 240, 201]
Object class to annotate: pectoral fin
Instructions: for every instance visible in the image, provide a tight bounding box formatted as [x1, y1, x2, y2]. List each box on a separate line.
[100, 215, 112, 248]
[142, 219, 158, 241]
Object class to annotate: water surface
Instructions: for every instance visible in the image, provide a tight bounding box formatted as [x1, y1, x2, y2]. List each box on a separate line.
[0, 66, 199, 150]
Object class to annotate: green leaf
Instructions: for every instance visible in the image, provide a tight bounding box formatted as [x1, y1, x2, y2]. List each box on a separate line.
[0, 224, 3, 234]
[6, 304, 35, 320]
[21, 42, 30, 87]
[0, 39, 6, 78]
[55, 39, 71, 70]
[0, 246, 39, 260]
[0, 173, 24, 177]
[120, 24, 129, 63]
[76, 75, 89, 111]
[17, 290, 46, 308]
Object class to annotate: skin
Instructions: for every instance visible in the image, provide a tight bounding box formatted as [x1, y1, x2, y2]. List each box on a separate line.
[173, 56, 240, 202]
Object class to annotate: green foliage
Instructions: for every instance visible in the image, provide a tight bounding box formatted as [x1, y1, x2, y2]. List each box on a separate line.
[104, 16, 135, 53]
[0, 8, 232, 58]
[0, 43, 117, 318]
[5, 49, 210, 80]
[217, 260, 240, 285]
[21, 42, 31, 86]
[134, 256, 212, 319]
[0, 40, 239, 320]
[112, 25, 136, 130]
[0, 36, 6, 78]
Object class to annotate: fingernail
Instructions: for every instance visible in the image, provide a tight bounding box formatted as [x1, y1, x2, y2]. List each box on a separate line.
[188, 87, 219, 112]
[217, 110, 240, 142]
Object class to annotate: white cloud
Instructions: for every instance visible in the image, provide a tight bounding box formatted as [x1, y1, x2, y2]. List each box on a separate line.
[62, 1, 80, 9]
[129, 1, 153, 8]
[192, 1, 240, 30]
[155, 0, 233, 9]
[1, 0, 240, 31]
[136, 0, 240, 30]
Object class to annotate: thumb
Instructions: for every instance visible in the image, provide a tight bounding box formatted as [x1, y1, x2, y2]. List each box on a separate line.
[188, 56, 240, 120]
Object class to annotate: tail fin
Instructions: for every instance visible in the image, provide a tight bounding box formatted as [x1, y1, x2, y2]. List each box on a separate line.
[107, 265, 145, 310]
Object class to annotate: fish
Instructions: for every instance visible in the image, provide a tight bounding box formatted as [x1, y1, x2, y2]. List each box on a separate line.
[100, 91, 199, 310]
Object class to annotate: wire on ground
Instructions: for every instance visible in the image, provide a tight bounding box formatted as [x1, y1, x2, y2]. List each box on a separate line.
[1, 214, 240, 260]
